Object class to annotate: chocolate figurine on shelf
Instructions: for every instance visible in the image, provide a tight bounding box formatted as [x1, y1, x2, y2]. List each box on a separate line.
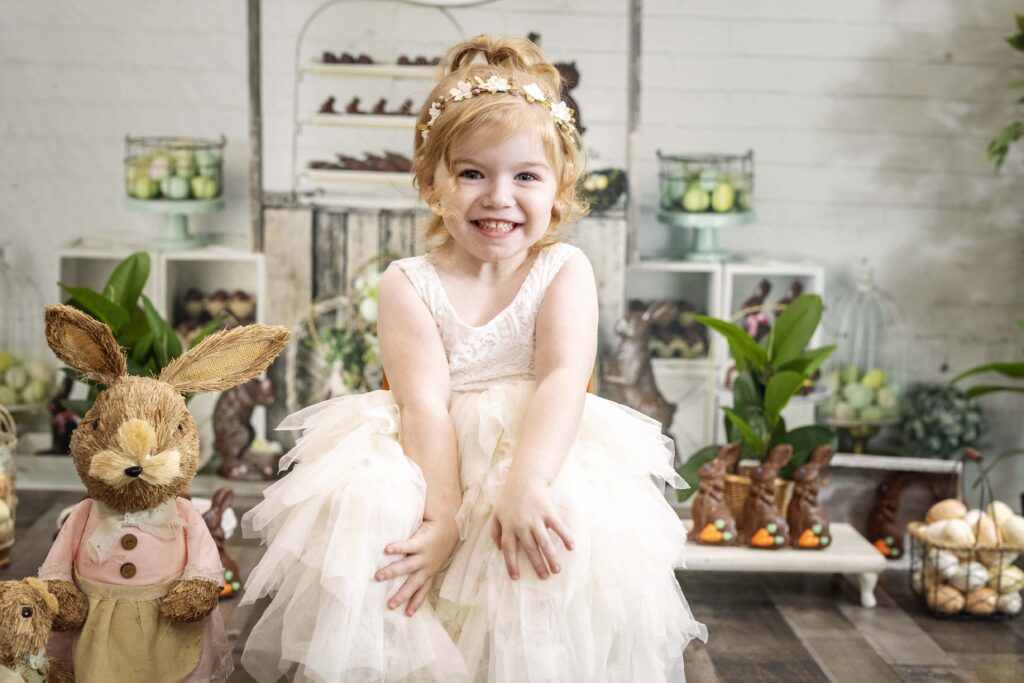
[371, 98, 388, 115]
[356, 53, 373, 64]
[336, 154, 372, 171]
[384, 151, 413, 172]
[202, 487, 243, 599]
[345, 96, 365, 114]
[774, 280, 804, 319]
[740, 444, 792, 549]
[214, 378, 279, 480]
[321, 51, 339, 64]
[867, 472, 915, 559]
[787, 445, 834, 549]
[739, 278, 772, 341]
[227, 290, 255, 325]
[395, 98, 414, 116]
[527, 32, 586, 135]
[40, 375, 78, 455]
[318, 96, 337, 114]
[601, 300, 678, 459]
[688, 443, 741, 545]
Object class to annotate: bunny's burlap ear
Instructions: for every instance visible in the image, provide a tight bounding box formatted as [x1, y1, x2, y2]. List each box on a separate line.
[24, 577, 59, 615]
[45, 304, 127, 385]
[159, 324, 291, 394]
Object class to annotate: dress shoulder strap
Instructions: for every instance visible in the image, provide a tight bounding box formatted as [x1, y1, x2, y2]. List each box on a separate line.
[534, 242, 581, 291]
[391, 256, 442, 318]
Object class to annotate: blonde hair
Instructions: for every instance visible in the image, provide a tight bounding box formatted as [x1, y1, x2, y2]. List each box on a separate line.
[413, 35, 588, 253]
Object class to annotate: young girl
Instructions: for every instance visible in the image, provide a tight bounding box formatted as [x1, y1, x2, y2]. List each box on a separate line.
[241, 35, 707, 682]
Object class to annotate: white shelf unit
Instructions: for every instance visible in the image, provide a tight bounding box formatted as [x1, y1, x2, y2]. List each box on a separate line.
[288, 1, 479, 207]
[55, 246, 268, 469]
[627, 258, 826, 456]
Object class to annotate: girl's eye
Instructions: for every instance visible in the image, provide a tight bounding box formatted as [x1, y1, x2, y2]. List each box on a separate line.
[515, 172, 538, 181]
[459, 169, 482, 180]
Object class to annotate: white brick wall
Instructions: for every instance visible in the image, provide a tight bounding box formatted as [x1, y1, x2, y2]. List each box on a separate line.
[1, 0, 1021, 501]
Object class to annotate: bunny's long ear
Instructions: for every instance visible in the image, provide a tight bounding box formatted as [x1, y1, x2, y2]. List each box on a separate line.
[159, 324, 291, 395]
[45, 304, 127, 385]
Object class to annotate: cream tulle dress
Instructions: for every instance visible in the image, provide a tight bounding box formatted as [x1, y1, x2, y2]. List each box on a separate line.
[240, 242, 707, 682]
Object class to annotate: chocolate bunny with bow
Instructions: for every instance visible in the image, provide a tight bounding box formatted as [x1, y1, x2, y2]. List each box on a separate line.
[688, 443, 741, 545]
[739, 444, 792, 549]
[787, 445, 834, 549]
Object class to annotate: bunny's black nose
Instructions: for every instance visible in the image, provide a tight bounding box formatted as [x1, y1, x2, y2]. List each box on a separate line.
[124, 466, 143, 478]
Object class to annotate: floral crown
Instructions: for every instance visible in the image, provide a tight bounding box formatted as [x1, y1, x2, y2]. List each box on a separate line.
[418, 75, 577, 144]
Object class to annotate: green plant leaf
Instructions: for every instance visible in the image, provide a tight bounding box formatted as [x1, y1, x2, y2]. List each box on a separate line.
[769, 295, 823, 368]
[676, 444, 721, 502]
[696, 315, 768, 372]
[188, 314, 228, 349]
[1016, 14, 1024, 33]
[973, 448, 1024, 489]
[964, 385, 1024, 399]
[132, 332, 154, 365]
[1007, 33, 1024, 51]
[764, 371, 806, 427]
[722, 406, 764, 454]
[777, 345, 837, 379]
[732, 370, 762, 414]
[141, 294, 181, 369]
[61, 398, 95, 419]
[58, 284, 130, 332]
[987, 121, 1023, 169]
[102, 252, 150, 312]
[951, 362, 1024, 384]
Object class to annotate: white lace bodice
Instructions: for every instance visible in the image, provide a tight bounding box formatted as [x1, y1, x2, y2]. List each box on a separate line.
[393, 242, 579, 391]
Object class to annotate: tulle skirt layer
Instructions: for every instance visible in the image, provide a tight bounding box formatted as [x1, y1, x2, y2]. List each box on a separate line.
[241, 381, 707, 682]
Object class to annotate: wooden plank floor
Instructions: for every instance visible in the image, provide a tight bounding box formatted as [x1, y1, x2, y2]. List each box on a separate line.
[4, 490, 1022, 682]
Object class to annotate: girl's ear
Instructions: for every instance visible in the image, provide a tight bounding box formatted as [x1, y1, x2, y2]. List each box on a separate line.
[44, 304, 127, 386]
[158, 324, 291, 395]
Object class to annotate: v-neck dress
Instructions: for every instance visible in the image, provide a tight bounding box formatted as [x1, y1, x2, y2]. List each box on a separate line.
[240, 243, 707, 682]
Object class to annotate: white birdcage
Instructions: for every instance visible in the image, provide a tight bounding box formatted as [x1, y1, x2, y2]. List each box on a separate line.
[0, 242, 51, 410]
[819, 262, 907, 452]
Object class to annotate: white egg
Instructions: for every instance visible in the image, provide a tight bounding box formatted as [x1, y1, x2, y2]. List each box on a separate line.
[986, 552, 1020, 573]
[940, 518, 976, 547]
[924, 519, 951, 543]
[986, 501, 1015, 527]
[997, 591, 1022, 615]
[949, 561, 989, 592]
[989, 565, 1024, 594]
[1000, 515, 1024, 547]
[925, 549, 960, 579]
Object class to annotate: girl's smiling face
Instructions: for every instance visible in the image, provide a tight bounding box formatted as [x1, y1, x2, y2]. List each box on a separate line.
[431, 123, 558, 265]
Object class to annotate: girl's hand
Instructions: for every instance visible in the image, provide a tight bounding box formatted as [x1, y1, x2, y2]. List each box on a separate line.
[376, 517, 460, 616]
[490, 472, 574, 580]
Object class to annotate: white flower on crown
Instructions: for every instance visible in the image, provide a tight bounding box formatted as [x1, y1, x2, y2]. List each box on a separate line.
[522, 83, 547, 103]
[476, 75, 510, 93]
[550, 101, 572, 126]
[427, 101, 442, 127]
[449, 80, 473, 101]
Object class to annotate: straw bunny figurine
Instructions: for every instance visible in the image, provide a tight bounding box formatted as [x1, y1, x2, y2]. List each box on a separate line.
[688, 443, 741, 545]
[37, 304, 290, 683]
[0, 578, 71, 683]
[739, 444, 793, 549]
[787, 445, 834, 549]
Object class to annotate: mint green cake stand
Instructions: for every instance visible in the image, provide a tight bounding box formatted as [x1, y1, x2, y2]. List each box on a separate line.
[657, 210, 755, 263]
[125, 197, 225, 250]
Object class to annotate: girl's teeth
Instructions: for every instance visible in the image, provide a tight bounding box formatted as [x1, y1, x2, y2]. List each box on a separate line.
[476, 220, 516, 232]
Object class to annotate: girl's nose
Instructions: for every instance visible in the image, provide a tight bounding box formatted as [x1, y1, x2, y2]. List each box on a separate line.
[481, 179, 514, 208]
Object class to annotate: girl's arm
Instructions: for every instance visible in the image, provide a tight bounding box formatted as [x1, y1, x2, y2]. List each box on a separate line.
[374, 263, 462, 614]
[491, 250, 599, 579]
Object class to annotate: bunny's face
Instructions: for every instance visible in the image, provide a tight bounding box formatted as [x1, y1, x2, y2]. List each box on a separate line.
[72, 376, 200, 514]
[0, 579, 57, 666]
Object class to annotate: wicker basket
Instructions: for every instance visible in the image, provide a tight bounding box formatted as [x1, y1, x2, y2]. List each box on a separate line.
[0, 405, 16, 568]
[907, 452, 1024, 620]
[723, 473, 794, 527]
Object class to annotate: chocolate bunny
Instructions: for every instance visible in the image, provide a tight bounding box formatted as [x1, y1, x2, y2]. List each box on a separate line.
[739, 444, 792, 548]
[37, 304, 290, 682]
[787, 445, 834, 549]
[688, 443, 741, 545]
[866, 472, 915, 559]
[601, 300, 678, 455]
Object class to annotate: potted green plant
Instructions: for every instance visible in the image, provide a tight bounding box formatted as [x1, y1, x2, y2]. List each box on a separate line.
[678, 294, 838, 501]
[986, 14, 1024, 169]
[58, 251, 224, 416]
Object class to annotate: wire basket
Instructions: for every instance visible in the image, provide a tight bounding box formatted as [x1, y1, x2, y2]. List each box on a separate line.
[657, 150, 754, 214]
[0, 405, 17, 566]
[124, 135, 226, 200]
[908, 451, 1024, 619]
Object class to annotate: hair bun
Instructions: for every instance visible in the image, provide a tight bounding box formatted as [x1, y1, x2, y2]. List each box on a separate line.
[445, 35, 561, 94]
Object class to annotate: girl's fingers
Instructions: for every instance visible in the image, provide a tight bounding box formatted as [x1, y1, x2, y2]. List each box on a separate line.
[534, 527, 561, 574]
[500, 534, 520, 580]
[546, 515, 574, 551]
[490, 517, 502, 548]
[375, 555, 421, 582]
[406, 577, 434, 617]
[520, 531, 550, 579]
[388, 573, 422, 610]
